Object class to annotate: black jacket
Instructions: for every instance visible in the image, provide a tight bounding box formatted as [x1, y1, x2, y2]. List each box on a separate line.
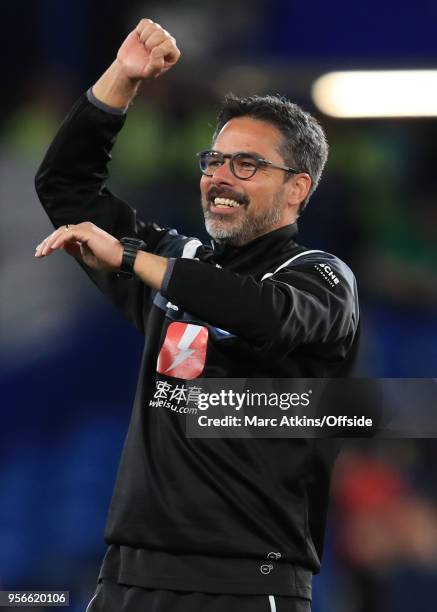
[35, 94, 360, 598]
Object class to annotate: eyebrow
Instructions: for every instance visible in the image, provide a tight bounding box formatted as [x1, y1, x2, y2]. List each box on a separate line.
[213, 149, 265, 158]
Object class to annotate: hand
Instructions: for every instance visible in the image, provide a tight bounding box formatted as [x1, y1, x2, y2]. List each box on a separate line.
[35, 222, 123, 272]
[116, 18, 181, 80]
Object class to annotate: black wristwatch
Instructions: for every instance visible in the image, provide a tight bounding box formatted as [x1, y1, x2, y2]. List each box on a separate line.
[117, 237, 146, 280]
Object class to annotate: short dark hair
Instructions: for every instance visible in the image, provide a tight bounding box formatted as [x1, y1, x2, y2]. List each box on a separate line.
[212, 93, 329, 213]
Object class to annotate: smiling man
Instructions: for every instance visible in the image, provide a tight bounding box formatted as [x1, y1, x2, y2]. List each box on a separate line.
[35, 18, 359, 612]
[199, 116, 311, 245]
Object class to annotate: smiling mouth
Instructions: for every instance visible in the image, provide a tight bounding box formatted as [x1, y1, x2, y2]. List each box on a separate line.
[210, 196, 244, 209]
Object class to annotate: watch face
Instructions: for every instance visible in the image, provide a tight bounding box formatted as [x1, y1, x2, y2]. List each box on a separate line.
[121, 237, 146, 249]
[121, 237, 142, 247]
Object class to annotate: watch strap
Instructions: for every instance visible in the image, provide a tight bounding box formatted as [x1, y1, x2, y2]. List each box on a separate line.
[117, 237, 146, 280]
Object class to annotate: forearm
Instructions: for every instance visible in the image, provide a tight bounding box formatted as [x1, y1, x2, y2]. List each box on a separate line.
[34, 93, 137, 237]
[92, 59, 141, 110]
[132, 253, 281, 344]
[159, 257, 358, 353]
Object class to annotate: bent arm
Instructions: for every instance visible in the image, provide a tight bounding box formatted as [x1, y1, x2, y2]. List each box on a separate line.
[133, 251, 359, 357]
[35, 93, 138, 237]
[34, 19, 181, 332]
[34, 93, 161, 332]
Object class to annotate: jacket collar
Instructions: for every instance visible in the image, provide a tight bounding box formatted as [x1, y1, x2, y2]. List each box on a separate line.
[211, 224, 300, 274]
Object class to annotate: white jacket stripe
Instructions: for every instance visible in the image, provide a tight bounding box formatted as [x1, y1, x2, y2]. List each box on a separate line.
[268, 595, 277, 612]
[182, 239, 202, 259]
[261, 249, 325, 280]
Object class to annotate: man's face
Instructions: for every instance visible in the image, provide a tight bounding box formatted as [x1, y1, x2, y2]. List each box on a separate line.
[200, 117, 295, 246]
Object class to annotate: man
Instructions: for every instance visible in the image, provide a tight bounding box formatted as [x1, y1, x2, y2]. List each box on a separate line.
[35, 18, 359, 612]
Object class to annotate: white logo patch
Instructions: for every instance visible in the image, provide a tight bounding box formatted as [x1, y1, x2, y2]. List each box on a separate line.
[314, 263, 340, 287]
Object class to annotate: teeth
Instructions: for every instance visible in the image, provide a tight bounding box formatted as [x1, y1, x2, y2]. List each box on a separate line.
[213, 197, 241, 208]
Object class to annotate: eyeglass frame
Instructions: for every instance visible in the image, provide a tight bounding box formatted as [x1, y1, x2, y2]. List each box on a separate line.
[196, 149, 302, 180]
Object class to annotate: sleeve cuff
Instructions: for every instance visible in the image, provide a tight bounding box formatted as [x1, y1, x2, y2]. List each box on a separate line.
[161, 258, 177, 295]
[86, 87, 128, 115]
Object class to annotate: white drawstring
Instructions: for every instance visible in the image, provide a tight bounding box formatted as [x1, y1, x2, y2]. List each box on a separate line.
[268, 594, 277, 612]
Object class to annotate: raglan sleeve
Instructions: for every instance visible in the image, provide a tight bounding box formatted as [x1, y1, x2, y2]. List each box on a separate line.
[161, 252, 359, 358]
[34, 92, 201, 333]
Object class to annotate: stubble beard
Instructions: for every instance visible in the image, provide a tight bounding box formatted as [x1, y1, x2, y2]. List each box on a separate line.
[202, 189, 285, 247]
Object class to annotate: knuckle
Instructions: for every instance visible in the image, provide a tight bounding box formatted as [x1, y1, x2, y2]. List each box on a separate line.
[138, 18, 153, 27]
[143, 32, 156, 46]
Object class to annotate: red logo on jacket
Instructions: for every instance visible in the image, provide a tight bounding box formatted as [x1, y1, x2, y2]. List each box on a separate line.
[157, 322, 208, 379]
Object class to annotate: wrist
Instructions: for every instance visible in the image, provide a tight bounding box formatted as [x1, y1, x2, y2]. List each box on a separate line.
[92, 60, 141, 109]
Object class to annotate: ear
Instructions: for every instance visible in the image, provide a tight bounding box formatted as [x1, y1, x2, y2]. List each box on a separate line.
[285, 173, 312, 220]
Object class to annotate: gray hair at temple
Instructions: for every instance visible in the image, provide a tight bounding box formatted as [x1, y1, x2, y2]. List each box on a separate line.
[212, 93, 329, 214]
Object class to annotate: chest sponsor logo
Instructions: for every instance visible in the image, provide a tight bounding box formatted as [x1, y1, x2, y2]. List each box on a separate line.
[157, 322, 208, 380]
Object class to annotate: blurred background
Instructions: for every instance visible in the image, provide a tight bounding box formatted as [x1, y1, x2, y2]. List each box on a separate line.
[1, 1, 436, 610]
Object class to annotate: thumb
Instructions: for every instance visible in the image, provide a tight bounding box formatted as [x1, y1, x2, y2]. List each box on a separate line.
[143, 47, 165, 78]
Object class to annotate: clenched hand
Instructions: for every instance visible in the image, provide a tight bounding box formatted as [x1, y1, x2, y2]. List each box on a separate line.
[92, 18, 181, 108]
[117, 18, 181, 80]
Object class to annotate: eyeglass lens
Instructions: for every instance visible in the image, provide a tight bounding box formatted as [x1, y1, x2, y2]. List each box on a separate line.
[199, 152, 258, 179]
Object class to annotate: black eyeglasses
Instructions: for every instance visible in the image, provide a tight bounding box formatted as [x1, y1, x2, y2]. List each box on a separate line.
[197, 150, 301, 180]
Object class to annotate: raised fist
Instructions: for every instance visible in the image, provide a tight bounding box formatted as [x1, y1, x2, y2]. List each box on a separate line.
[116, 19, 181, 80]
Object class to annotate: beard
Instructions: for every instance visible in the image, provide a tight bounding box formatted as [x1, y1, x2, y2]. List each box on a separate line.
[202, 187, 285, 247]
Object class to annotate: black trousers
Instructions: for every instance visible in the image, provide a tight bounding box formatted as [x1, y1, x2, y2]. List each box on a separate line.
[86, 579, 311, 612]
